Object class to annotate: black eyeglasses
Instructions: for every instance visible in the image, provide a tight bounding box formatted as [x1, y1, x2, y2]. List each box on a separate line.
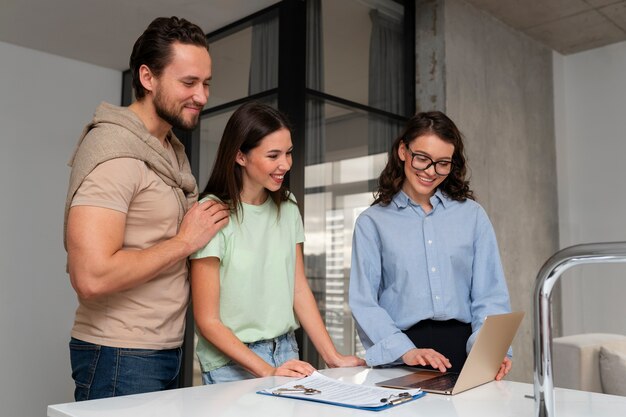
[405, 144, 453, 176]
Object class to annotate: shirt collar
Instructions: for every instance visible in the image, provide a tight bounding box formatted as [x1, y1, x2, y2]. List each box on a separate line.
[392, 188, 450, 210]
[433, 189, 450, 209]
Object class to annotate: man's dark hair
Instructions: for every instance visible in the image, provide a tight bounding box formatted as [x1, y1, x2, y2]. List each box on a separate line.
[129, 16, 209, 100]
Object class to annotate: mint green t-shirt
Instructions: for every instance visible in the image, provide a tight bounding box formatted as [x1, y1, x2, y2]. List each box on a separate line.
[191, 194, 305, 372]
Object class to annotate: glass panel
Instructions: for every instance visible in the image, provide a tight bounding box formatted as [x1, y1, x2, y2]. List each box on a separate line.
[207, 28, 252, 109]
[302, 97, 404, 361]
[207, 11, 279, 109]
[313, 0, 406, 115]
[197, 109, 235, 193]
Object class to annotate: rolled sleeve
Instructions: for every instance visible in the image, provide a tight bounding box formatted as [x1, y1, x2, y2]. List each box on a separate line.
[349, 214, 415, 366]
[466, 207, 512, 356]
[365, 332, 416, 366]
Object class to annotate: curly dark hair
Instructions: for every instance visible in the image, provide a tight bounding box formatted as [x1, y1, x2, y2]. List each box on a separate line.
[201, 102, 293, 217]
[129, 16, 209, 100]
[373, 111, 474, 206]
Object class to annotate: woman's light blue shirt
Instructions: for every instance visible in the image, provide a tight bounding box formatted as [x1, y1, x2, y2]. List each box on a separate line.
[349, 189, 511, 366]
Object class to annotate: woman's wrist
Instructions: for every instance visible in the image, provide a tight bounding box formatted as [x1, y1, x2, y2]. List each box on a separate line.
[257, 363, 276, 377]
[322, 350, 343, 367]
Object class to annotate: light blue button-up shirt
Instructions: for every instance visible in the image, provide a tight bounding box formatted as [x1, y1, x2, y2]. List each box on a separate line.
[349, 189, 511, 366]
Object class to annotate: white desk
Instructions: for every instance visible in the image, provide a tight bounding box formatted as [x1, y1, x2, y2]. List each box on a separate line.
[48, 366, 626, 417]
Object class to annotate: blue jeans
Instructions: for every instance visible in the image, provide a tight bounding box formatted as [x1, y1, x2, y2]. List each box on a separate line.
[202, 331, 299, 384]
[69, 338, 182, 401]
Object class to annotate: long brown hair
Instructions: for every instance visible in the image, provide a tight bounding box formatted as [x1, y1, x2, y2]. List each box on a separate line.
[373, 111, 474, 206]
[201, 102, 293, 216]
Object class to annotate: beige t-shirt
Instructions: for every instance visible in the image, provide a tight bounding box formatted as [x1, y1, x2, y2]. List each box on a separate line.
[70, 145, 189, 349]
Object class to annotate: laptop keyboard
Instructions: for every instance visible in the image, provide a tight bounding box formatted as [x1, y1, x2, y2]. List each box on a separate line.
[411, 372, 460, 391]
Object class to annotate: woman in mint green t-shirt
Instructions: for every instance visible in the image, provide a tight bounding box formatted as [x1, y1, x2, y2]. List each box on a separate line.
[190, 102, 364, 384]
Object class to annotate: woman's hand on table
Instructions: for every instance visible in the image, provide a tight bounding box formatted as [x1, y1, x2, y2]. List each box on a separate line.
[326, 353, 366, 368]
[402, 348, 451, 373]
[495, 357, 512, 381]
[270, 359, 316, 378]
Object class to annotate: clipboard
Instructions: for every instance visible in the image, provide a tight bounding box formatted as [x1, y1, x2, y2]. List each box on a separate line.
[257, 371, 425, 411]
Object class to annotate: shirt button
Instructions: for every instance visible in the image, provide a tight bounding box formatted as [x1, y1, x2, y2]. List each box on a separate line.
[435, 296, 440, 300]
[428, 240, 433, 245]
[431, 267, 436, 272]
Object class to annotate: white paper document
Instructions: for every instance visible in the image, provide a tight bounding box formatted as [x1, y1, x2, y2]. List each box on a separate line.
[258, 371, 423, 409]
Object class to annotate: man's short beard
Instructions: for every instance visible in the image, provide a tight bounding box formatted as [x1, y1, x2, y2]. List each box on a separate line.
[154, 91, 199, 131]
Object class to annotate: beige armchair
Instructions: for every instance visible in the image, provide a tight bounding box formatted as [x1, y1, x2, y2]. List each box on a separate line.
[553, 333, 626, 395]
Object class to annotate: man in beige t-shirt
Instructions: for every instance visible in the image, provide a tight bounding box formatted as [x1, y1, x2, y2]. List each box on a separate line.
[64, 17, 228, 401]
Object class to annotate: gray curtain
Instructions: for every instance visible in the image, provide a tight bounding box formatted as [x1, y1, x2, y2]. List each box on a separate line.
[368, 9, 405, 155]
[249, 15, 279, 95]
[305, 0, 326, 166]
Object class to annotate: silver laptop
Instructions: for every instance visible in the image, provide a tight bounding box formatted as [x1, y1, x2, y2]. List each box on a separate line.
[376, 311, 524, 395]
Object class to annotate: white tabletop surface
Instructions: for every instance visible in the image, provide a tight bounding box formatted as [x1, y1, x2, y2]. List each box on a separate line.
[48, 366, 626, 417]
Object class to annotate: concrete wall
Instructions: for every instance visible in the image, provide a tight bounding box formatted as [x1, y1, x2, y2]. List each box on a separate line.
[415, 0, 559, 383]
[0, 41, 121, 417]
[554, 41, 626, 337]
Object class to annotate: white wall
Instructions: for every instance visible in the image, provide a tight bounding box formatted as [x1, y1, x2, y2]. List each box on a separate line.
[443, 0, 558, 383]
[0, 41, 121, 417]
[554, 41, 626, 336]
